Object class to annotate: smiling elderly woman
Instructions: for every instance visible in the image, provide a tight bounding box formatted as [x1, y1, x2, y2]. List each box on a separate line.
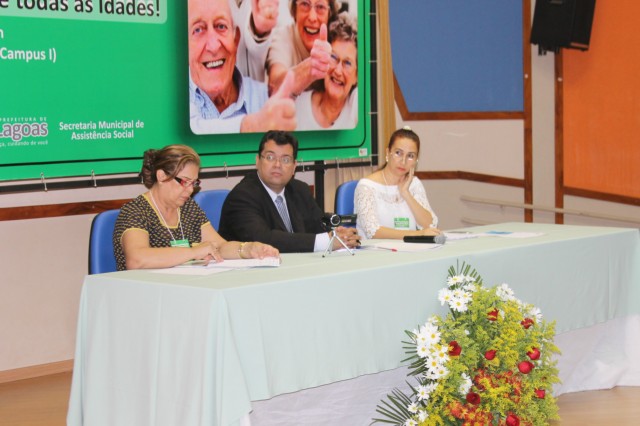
[113, 144, 278, 270]
[294, 13, 358, 130]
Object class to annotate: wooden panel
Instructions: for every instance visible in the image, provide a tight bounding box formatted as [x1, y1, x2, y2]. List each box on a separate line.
[563, 1, 640, 199]
[0, 199, 130, 221]
[0, 360, 72, 384]
[416, 171, 525, 188]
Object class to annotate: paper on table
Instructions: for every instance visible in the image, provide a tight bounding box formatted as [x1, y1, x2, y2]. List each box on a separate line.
[149, 257, 281, 275]
[444, 231, 479, 241]
[176, 257, 281, 268]
[482, 231, 544, 238]
[366, 241, 443, 252]
[150, 266, 232, 276]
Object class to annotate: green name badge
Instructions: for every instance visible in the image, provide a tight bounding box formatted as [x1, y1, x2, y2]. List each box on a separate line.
[171, 239, 190, 248]
[394, 217, 410, 229]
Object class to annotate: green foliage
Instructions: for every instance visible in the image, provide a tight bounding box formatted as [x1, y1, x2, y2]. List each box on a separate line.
[373, 263, 561, 426]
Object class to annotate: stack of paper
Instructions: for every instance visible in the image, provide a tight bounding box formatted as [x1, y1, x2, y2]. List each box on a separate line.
[177, 257, 281, 268]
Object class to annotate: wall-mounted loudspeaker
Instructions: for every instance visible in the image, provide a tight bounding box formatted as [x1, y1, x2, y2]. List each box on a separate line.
[530, 0, 596, 54]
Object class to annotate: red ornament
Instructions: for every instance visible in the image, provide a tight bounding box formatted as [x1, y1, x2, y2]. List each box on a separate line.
[518, 361, 534, 374]
[506, 413, 520, 426]
[466, 392, 481, 405]
[487, 308, 499, 321]
[521, 318, 534, 329]
[448, 340, 462, 356]
[527, 347, 541, 360]
[535, 389, 546, 399]
[485, 349, 497, 360]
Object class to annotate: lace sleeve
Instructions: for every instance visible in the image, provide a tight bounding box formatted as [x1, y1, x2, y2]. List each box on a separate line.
[354, 182, 381, 239]
[410, 177, 439, 228]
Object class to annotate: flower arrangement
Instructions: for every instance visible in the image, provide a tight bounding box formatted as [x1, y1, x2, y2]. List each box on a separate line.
[374, 263, 561, 426]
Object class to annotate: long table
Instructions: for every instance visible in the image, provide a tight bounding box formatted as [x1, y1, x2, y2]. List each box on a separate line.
[67, 223, 640, 426]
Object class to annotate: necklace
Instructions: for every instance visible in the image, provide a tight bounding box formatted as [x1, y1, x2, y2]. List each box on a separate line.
[381, 168, 401, 203]
[149, 191, 185, 242]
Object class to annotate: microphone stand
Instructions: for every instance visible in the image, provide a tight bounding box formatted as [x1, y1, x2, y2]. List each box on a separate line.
[322, 227, 356, 257]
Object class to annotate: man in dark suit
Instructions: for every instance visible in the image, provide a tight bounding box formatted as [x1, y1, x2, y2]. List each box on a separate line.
[218, 130, 361, 252]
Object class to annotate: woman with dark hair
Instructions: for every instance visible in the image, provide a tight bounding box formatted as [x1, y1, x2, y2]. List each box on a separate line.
[354, 127, 440, 239]
[113, 144, 278, 270]
[295, 12, 358, 130]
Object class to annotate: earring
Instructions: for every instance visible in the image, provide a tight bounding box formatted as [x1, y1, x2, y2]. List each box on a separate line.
[385, 156, 389, 162]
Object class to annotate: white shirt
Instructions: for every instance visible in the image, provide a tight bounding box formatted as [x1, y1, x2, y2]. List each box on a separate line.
[354, 177, 438, 239]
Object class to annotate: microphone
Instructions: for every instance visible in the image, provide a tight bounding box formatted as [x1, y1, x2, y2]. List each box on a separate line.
[403, 234, 447, 244]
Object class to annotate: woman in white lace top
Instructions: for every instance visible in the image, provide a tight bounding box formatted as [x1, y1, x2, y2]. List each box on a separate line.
[354, 127, 441, 239]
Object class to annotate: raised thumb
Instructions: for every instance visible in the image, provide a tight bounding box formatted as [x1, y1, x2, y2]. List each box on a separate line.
[319, 23, 328, 42]
[274, 70, 296, 100]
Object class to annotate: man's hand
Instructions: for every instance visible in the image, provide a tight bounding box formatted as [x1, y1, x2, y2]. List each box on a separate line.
[251, 0, 279, 37]
[331, 226, 362, 250]
[308, 24, 332, 81]
[240, 71, 297, 132]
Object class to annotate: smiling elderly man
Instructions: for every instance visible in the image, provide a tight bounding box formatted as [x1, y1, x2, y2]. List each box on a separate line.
[188, 0, 297, 134]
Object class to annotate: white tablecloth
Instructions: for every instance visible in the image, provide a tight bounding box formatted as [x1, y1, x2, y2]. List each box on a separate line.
[67, 223, 640, 426]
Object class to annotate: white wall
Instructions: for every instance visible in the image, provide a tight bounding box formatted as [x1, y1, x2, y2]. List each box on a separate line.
[2, 4, 639, 375]
[0, 172, 314, 373]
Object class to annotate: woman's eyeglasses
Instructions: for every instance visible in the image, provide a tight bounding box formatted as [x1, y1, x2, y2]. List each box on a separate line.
[390, 149, 418, 163]
[174, 176, 201, 188]
[297, 0, 330, 16]
[330, 53, 354, 72]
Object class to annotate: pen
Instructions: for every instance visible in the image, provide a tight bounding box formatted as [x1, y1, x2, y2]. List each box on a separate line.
[377, 247, 397, 252]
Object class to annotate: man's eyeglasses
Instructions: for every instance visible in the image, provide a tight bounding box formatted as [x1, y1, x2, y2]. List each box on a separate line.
[260, 154, 295, 165]
[174, 176, 201, 188]
[330, 53, 354, 72]
[390, 149, 418, 163]
[297, 0, 330, 16]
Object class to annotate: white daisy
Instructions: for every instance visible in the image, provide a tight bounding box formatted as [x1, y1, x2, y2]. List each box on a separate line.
[450, 297, 469, 313]
[452, 288, 465, 298]
[463, 282, 478, 292]
[407, 402, 418, 414]
[417, 343, 430, 358]
[438, 288, 453, 306]
[435, 345, 450, 363]
[529, 306, 543, 321]
[426, 365, 449, 380]
[447, 275, 464, 287]
[416, 385, 431, 401]
[417, 323, 440, 345]
[459, 373, 472, 395]
[425, 356, 440, 371]
[424, 382, 438, 393]
[418, 410, 429, 422]
[496, 283, 515, 301]
[404, 419, 418, 426]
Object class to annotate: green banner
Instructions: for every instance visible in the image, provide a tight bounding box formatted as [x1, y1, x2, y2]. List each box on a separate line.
[0, 0, 371, 181]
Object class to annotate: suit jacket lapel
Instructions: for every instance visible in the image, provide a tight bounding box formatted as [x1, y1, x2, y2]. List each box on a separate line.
[285, 185, 305, 233]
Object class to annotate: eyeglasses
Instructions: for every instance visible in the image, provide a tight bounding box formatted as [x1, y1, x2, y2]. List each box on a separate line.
[330, 53, 354, 72]
[260, 154, 295, 165]
[297, 0, 330, 16]
[390, 149, 418, 163]
[174, 176, 201, 188]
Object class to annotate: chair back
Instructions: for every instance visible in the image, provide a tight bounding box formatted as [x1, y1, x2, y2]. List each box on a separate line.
[334, 179, 359, 216]
[193, 189, 231, 230]
[88, 209, 120, 274]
